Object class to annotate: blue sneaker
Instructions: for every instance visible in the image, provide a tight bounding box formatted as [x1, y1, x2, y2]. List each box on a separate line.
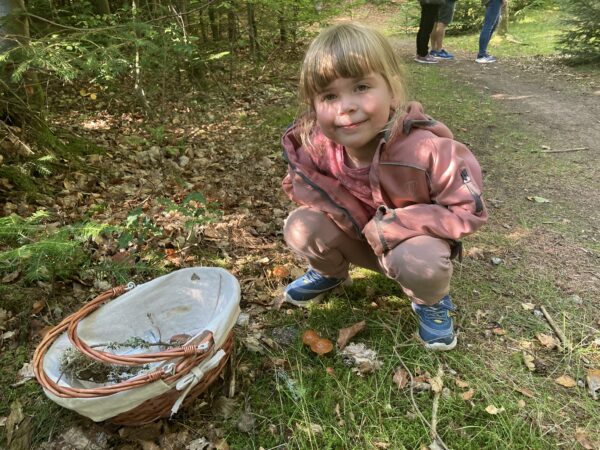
[438, 49, 454, 59]
[429, 50, 442, 58]
[411, 295, 457, 351]
[284, 268, 351, 307]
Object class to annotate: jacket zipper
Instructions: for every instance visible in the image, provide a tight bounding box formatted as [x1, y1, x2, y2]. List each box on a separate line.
[460, 168, 484, 214]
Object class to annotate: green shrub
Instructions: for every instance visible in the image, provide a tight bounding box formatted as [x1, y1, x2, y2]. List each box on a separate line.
[451, 0, 551, 34]
[559, 0, 600, 64]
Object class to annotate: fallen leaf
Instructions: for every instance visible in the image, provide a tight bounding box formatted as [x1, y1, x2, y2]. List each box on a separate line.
[6, 401, 24, 445]
[236, 410, 256, 433]
[517, 399, 526, 409]
[296, 422, 323, 435]
[374, 442, 390, 449]
[523, 352, 536, 371]
[518, 339, 533, 350]
[31, 300, 45, 314]
[337, 320, 366, 350]
[536, 333, 559, 349]
[485, 404, 505, 415]
[11, 362, 35, 387]
[521, 302, 535, 310]
[555, 375, 577, 388]
[455, 378, 469, 389]
[411, 375, 431, 392]
[392, 368, 409, 389]
[515, 387, 534, 398]
[326, 367, 335, 375]
[212, 396, 237, 419]
[575, 427, 597, 450]
[1, 270, 20, 283]
[461, 389, 475, 400]
[89, 93, 97, 100]
[492, 327, 506, 336]
[585, 369, 600, 399]
[430, 375, 443, 393]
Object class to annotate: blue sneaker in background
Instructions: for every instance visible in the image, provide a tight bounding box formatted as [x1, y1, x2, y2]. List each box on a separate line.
[411, 295, 457, 351]
[284, 268, 351, 307]
[438, 49, 454, 59]
[475, 54, 497, 64]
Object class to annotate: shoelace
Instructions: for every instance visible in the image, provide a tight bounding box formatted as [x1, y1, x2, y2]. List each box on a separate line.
[421, 305, 449, 322]
[304, 269, 325, 283]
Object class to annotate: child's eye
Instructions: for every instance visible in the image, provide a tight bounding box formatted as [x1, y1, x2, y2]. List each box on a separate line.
[356, 84, 370, 92]
[321, 93, 337, 102]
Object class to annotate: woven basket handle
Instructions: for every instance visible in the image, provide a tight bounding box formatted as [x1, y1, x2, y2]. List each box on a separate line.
[66, 285, 215, 366]
[34, 284, 218, 398]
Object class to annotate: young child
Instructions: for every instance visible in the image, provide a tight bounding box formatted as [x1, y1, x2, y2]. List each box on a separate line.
[281, 23, 487, 351]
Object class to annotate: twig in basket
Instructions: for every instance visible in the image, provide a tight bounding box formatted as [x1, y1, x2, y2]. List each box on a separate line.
[540, 305, 572, 352]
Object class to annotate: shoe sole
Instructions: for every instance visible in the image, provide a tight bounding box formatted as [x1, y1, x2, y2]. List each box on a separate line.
[284, 278, 353, 307]
[475, 59, 496, 64]
[415, 331, 458, 351]
[415, 59, 438, 64]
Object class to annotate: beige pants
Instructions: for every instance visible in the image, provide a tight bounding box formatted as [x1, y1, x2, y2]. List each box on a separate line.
[284, 207, 453, 305]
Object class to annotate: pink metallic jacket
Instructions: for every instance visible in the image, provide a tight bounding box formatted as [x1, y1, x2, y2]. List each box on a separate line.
[282, 101, 488, 256]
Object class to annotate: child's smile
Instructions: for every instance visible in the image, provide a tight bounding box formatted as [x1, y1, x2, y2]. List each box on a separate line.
[314, 72, 394, 165]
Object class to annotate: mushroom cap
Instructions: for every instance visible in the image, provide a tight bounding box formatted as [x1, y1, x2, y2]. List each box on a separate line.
[311, 337, 334, 355]
[302, 329, 320, 346]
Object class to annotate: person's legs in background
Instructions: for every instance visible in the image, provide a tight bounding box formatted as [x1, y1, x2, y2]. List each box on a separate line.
[477, 0, 503, 62]
[430, 0, 456, 59]
[415, 2, 441, 63]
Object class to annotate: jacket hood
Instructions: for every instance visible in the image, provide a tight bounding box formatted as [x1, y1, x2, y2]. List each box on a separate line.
[387, 101, 454, 142]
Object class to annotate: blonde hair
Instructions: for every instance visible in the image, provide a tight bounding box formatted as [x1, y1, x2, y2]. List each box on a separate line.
[296, 22, 406, 151]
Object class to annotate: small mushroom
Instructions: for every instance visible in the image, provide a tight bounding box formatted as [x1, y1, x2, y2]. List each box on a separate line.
[310, 338, 334, 355]
[302, 329, 320, 346]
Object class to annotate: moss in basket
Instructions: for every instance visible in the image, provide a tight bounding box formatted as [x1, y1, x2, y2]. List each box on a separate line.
[59, 348, 151, 384]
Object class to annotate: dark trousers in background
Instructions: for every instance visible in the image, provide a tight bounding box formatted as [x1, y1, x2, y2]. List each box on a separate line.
[416, 3, 441, 57]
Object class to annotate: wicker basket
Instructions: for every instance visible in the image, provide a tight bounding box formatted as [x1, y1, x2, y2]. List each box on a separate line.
[33, 267, 240, 425]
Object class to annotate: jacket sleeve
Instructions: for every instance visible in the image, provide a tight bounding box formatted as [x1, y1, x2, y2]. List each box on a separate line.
[363, 137, 488, 255]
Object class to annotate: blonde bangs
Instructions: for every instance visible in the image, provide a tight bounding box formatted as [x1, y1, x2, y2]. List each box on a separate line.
[299, 23, 404, 106]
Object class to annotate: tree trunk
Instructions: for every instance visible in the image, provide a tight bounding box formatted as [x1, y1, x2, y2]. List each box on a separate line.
[246, 1, 257, 55]
[91, 0, 111, 15]
[499, 2, 509, 36]
[4, 0, 45, 112]
[208, 3, 219, 41]
[278, 9, 287, 44]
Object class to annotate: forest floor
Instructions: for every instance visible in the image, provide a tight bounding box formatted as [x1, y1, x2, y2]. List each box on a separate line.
[2, 6, 600, 450]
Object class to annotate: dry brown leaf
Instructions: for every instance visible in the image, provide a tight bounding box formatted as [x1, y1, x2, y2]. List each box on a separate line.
[492, 327, 506, 336]
[523, 352, 536, 371]
[555, 375, 577, 388]
[536, 333, 559, 349]
[1, 270, 20, 283]
[374, 442, 390, 449]
[586, 368, 600, 400]
[461, 389, 475, 400]
[455, 378, 469, 389]
[392, 368, 409, 389]
[517, 399, 526, 409]
[521, 302, 536, 310]
[337, 320, 366, 350]
[430, 375, 443, 393]
[575, 428, 597, 450]
[31, 300, 45, 314]
[515, 387, 534, 398]
[485, 404, 505, 415]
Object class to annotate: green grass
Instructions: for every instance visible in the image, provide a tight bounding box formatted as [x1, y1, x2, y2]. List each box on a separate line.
[446, 8, 564, 57]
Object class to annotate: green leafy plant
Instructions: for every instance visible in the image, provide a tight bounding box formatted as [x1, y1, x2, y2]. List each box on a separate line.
[559, 0, 600, 64]
[0, 211, 109, 282]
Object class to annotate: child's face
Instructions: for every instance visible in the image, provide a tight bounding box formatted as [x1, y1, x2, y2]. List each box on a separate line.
[313, 72, 393, 158]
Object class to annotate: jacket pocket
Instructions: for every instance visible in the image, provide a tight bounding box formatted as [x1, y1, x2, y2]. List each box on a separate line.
[460, 168, 484, 215]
